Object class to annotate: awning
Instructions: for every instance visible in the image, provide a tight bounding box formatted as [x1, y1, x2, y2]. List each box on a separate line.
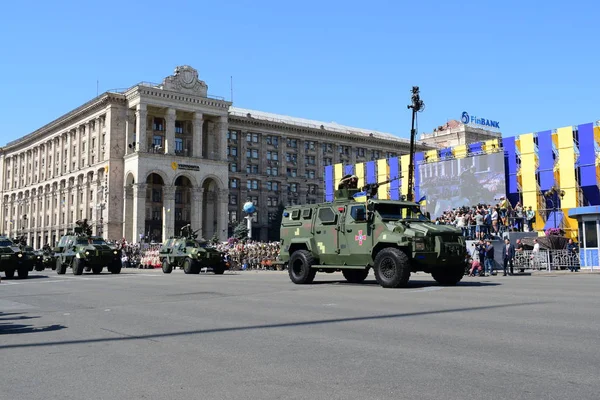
[543, 210, 564, 230]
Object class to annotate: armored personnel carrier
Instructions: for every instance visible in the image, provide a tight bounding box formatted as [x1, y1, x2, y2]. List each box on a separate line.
[54, 219, 122, 275]
[279, 177, 467, 288]
[159, 224, 226, 275]
[0, 235, 35, 278]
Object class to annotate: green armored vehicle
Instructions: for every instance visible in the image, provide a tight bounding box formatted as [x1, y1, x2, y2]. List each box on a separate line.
[160, 224, 226, 275]
[38, 244, 58, 271]
[54, 219, 122, 275]
[279, 178, 467, 288]
[0, 235, 35, 278]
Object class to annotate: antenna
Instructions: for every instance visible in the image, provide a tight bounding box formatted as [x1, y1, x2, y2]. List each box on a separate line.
[230, 76, 234, 103]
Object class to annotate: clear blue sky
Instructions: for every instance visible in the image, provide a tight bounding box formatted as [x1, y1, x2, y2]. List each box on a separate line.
[1, 0, 598, 146]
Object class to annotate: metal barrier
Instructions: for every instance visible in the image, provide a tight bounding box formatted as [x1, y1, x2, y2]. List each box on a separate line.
[513, 249, 580, 271]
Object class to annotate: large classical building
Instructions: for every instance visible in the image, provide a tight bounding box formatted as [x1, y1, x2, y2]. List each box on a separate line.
[0, 66, 431, 247]
[419, 119, 501, 148]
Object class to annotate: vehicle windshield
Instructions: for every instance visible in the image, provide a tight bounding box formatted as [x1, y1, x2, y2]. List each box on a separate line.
[375, 203, 429, 221]
[0, 239, 14, 246]
[76, 238, 107, 245]
[190, 240, 208, 248]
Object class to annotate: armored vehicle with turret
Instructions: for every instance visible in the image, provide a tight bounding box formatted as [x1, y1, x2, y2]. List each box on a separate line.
[54, 219, 122, 275]
[279, 176, 467, 288]
[159, 224, 226, 275]
[0, 235, 35, 278]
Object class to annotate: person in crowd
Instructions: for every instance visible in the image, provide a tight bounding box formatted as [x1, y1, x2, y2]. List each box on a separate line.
[515, 238, 525, 273]
[526, 206, 536, 232]
[484, 239, 495, 276]
[503, 238, 516, 276]
[567, 238, 579, 272]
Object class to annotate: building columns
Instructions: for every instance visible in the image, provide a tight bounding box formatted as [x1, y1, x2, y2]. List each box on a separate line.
[219, 115, 228, 162]
[165, 108, 176, 155]
[133, 183, 146, 243]
[125, 109, 135, 155]
[193, 112, 203, 158]
[218, 188, 229, 242]
[162, 185, 176, 242]
[136, 104, 148, 153]
[123, 185, 134, 242]
[191, 187, 203, 238]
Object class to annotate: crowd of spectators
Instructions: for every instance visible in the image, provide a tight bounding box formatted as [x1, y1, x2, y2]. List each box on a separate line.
[430, 198, 537, 239]
[115, 238, 281, 271]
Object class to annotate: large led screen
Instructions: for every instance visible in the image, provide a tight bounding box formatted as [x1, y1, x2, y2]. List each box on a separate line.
[418, 152, 507, 217]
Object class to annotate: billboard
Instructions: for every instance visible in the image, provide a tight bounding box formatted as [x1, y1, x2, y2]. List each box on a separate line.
[418, 152, 507, 217]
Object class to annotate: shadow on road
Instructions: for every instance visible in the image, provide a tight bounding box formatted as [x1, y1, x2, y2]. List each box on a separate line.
[0, 301, 542, 350]
[310, 279, 501, 288]
[2, 274, 51, 281]
[0, 312, 66, 335]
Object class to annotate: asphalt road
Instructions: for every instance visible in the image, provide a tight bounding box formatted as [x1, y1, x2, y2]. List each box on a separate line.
[1, 269, 599, 400]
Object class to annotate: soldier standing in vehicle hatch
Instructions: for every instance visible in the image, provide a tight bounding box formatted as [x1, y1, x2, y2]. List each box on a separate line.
[338, 174, 359, 189]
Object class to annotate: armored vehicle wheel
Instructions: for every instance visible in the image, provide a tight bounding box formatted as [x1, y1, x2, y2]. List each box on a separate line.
[342, 268, 369, 284]
[183, 258, 199, 274]
[35, 265, 45, 272]
[92, 266, 103, 274]
[17, 267, 29, 279]
[109, 260, 121, 274]
[56, 258, 67, 275]
[162, 259, 172, 274]
[373, 248, 411, 288]
[4, 268, 15, 279]
[431, 265, 465, 286]
[213, 263, 225, 275]
[288, 250, 317, 284]
[73, 258, 85, 275]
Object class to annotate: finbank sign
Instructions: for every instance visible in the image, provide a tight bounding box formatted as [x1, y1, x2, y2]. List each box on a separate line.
[461, 111, 500, 129]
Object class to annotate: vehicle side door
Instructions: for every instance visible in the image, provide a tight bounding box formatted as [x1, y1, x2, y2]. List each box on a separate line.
[314, 206, 339, 264]
[339, 204, 371, 266]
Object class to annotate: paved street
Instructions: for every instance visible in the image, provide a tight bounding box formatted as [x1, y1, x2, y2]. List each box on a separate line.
[1, 269, 599, 400]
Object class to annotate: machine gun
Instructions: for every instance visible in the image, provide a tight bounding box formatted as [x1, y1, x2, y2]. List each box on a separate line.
[75, 219, 92, 236]
[360, 175, 402, 199]
[12, 234, 27, 247]
[180, 224, 200, 240]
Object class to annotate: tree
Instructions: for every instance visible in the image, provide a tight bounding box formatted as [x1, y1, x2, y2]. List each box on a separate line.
[268, 202, 286, 242]
[233, 221, 249, 241]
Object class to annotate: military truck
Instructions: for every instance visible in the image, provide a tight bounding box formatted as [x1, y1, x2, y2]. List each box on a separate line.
[160, 224, 226, 275]
[54, 220, 122, 275]
[0, 235, 35, 278]
[279, 180, 467, 288]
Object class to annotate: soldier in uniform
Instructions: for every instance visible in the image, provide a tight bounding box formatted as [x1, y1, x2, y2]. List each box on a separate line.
[338, 174, 359, 189]
[76, 218, 92, 236]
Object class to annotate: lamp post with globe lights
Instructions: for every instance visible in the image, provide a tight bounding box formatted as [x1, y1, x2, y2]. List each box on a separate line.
[243, 201, 256, 240]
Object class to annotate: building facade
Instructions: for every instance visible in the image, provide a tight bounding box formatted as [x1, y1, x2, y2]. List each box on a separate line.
[419, 119, 501, 148]
[0, 66, 431, 247]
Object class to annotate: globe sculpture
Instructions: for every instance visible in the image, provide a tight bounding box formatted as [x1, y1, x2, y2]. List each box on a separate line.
[243, 201, 256, 214]
[243, 201, 256, 240]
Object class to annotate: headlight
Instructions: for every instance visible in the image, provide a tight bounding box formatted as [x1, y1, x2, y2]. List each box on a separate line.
[17, 253, 23, 258]
[85, 251, 90, 256]
[113, 250, 118, 255]
[37, 256, 41, 259]
[414, 237, 425, 251]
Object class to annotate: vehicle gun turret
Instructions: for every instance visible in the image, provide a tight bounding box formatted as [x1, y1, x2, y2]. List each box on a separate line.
[180, 224, 201, 240]
[334, 175, 402, 201]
